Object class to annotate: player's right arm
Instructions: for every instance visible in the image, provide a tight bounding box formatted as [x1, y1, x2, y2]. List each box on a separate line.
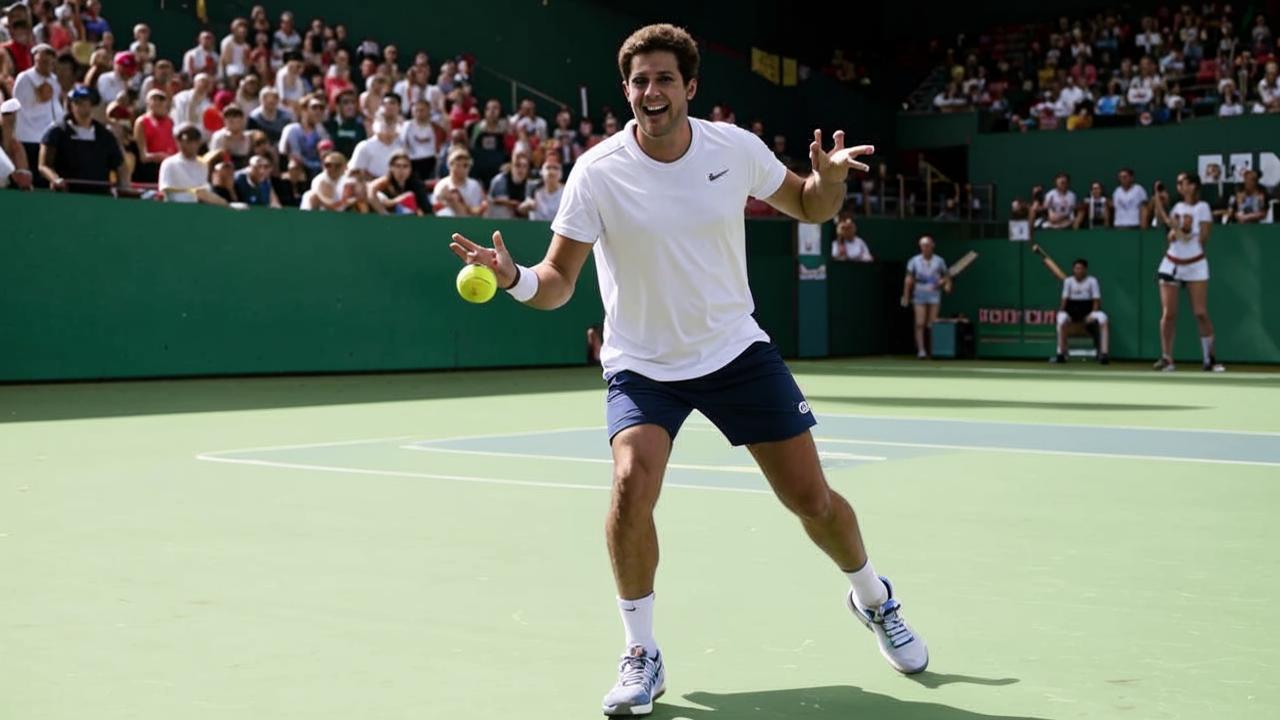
[450, 231, 593, 310]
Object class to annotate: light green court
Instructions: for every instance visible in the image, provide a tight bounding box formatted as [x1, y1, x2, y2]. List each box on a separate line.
[3, 358, 1278, 720]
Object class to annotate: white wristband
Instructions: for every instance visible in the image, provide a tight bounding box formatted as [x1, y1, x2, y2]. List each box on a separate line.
[506, 264, 540, 303]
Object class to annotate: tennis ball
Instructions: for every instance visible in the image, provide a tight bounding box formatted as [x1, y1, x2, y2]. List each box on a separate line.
[456, 264, 498, 304]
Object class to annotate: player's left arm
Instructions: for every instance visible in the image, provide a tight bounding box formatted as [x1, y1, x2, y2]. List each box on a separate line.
[764, 130, 873, 224]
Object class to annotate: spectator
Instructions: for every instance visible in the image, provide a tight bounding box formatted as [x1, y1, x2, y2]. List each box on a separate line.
[349, 109, 403, 180]
[248, 86, 293, 145]
[249, 31, 271, 79]
[130, 23, 156, 73]
[602, 114, 619, 137]
[324, 89, 366, 158]
[278, 96, 330, 177]
[1126, 56, 1163, 110]
[1135, 16, 1163, 55]
[831, 211, 872, 262]
[12, 43, 63, 186]
[183, 31, 218, 78]
[1253, 15, 1273, 54]
[131, 88, 176, 183]
[574, 116, 600, 157]
[431, 146, 487, 216]
[2, 18, 33, 74]
[220, 17, 250, 79]
[395, 64, 440, 121]
[1095, 79, 1124, 115]
[447, 83, 479, 130]
[1111, 167, 1149, 229]
[300, 150, 358, 211]
[1160, 46, 1187, 80]
[209, 160, 237, 203]
[1052, 258, 1110, 365]
[233, 153, 281, 207]
[275, 51, 309, 113]
[171, 72, 213, 139]
[359, 73, 390, 125]
[401, 97, 439, 180]
[96, 51, 139, 107]
[1, 96, 33, 189]
[272, 11, 302, 68]
[1234, 169, 1268, 223]
[509, 97, 547, 140]
[1042, 173, 1080, 229]
[772, 133, 795, 170]
[1165, 82, 1186, 121]
[1258, 62, 1280, 112]
[324, 48, 355, 107]
[80, 0, 110, 42]
[1218, 80, 1244, 115]
[550, 106, 575, 171]
[39, 85, 126, 194]
[140, 58, 180, 104]
[522, 159, 563, 221]
[487, 152, 532, 219]
[932, 81, 968, 111]
[368, 149, 428, 215]
[1082, 180, 1108, 227]
[156, 123, 222, 204]
[469, 98, 508, 183]
[210, 104, 251, 168]
[234, 74, 261, 114]
[274, 157, 309, 207]
[34, 3, 75, 54]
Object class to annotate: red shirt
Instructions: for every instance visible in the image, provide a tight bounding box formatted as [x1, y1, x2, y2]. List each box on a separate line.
[2, 40, 33, 73]
[140, 114, 178, 158]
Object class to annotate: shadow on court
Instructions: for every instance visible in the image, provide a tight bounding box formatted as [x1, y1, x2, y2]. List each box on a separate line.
[807, 395, 1202, 412]
[647, 683, 1044, 720]
[0, 366, 606, 423]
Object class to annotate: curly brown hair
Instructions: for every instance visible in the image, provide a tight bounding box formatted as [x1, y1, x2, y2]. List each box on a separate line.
[617, 24, 699, 84]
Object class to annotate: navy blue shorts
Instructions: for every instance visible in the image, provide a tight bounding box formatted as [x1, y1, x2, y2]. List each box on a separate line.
[606, 341, 816, 446]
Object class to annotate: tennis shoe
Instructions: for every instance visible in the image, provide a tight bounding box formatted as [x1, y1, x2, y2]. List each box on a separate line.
[847, 576, 929, 674]
[602, 645, 665, 716]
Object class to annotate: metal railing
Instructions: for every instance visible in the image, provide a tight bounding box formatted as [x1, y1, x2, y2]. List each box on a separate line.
[846, 164, 997, 222]
[475, 64, 583, 117]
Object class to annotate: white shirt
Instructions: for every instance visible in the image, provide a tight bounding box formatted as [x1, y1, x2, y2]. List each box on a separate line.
[431, 176, 486, 217]
[1258, 78, 1279, 105]
[275, 73, 308, 105]
[170, 90, 212, 137]
[96, 71, 131, 106]
[1167, 200, 1213, 259]
[1112, 184, 1148, 227]
[1057, 85, 1086, 114]
[551, 117, 787, 381]
[1044, 188, 1077, 221]
[13, 67, 65, 144]
[906, 254, 948, 289]
[1062, 275, 1101, 300]
[350, 135, 405, 179]
[833, 236, 872, 261]
[183, 46, 218, 77]
[1219, 101, 1243, 116]
[528, 183, 563, 221]
[400, 120, 438, 160]
[158, 154, 209, 202]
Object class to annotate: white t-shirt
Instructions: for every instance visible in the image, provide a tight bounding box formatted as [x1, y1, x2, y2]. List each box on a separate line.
[96, 71, 131, 106]
[1062, 275, 1101, 300]
[1168, 200, 1213, 259]
[528, 183, 563, 221]
[350, 136, 405, 179]
[833, 236, 872, 261]
[13, 68, 65, 144]
[431, 176, 486, 217]
[1044, 188, 1077, 222]
[400, 120, 438, 160]
[1112, 184, 1148, 227]
[551, 117, 787, 381]
[158, 155, 209, 202]
[906, 254, 948, 289]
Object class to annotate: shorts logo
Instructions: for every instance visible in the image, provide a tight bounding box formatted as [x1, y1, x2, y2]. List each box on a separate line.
[798, 401, 811, 414]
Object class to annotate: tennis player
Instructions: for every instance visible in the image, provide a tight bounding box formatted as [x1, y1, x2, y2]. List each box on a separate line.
[449, 23, 927, 717]
[1151, 173, 1226, 372]
[901, 236, 949, 359]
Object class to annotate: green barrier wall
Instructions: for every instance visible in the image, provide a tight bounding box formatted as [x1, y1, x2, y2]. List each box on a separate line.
[967, 115, 1280, 219]
[0, 193, 801, 382]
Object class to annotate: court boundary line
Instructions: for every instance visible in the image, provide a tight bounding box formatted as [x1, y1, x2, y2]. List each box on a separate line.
[810, 411, 1280, 438]
[814, 437, 1280, 468]
[815, 362, 1280, 382]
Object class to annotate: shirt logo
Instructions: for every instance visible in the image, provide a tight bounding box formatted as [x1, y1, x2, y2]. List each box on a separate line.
[798, 401, 811, 414]
[708, 168, 730, 182]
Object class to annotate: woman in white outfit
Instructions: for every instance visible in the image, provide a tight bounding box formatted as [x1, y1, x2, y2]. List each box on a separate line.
[1150, 172, 1225, 372]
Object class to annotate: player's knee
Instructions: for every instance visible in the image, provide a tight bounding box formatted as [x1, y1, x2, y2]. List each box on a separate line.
[1091, 311, 1108, 325]
[609, 461, 661, 520]
[1194, 310, 1210, 323]
[780, 481, 833, 522]
[1056, 311, 1070, 327]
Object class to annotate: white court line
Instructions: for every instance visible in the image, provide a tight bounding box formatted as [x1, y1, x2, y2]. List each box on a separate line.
[401, 444, 886, 470]
[196, 426, 607, 458]
[813, 437, 1280, 468]
[815, 362, 1280, 381]
[811, 411, 1280, 438]
[195, 454, 773, 495]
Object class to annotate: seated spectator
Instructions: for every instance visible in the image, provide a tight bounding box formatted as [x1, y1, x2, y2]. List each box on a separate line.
[1052, 258, 1110, 365]
[1082, 180, 1108, 227]
[1234, 170, 1268, 223]
[278, 96, 329, 177]
[469, 99, 508, 183]
[13, 43, 63, 187]
[395, 64, 440, 120]
[139, 59, 180, 105]
[209, 104, 251, 167]
[171, 73, 214, 140]
[1094, 79, 1124, 115]
[274, 157, 309, 208]
[96, 51, 139, 109]
[130, 23, 156, 73]
[158, 123, 225, 205]
[0, 97, 34, 190]
[509, 98, 547, 139]
[220, 17, 250, 79]
[1126, 56, 1163, 110]
[2, 19, 34, 74]
[131, 88, 177, 183]
[368, 149, 428, 215]
[235, 74, 262, 114]
[831, 210, 872, 262]
[359, 74, 391, 125]
[549, 107, 576, 171]
[487, 152, 532, 219]
[183, 31, 219, 78]
[1042, 173, 1080, 229]
[275, 51, 309, 114]
[325, 89, 366, 158]
[1254, 15, 1273, 54]
[1066, 100, 1094, 131]
[932, 81, 968, 112]
[249, 86, 293, 145]
[1160, 46, 1187, 80]
[349, 109, 404, 181]
[38, 85, 126, 194]
[271, 12, 302, 70]
[300, 150, 359, 211]
[80, 0, 110, 43]
[432, 147, 487, 216]
[233, 153, 281, 207]
[522, 159, 563, 221]
[324, 48, 355, 107]
[210, 160, 237, 203]
[1056, 75, 1088, 115]
[1259, 62, 1280, 112]
[1165, 82, 1186, 121]
[401, 98, 441, 181]
[574, 117, 600, 158]
[1111, 167, 1149, 229]
[1219, 81, 1245, 115]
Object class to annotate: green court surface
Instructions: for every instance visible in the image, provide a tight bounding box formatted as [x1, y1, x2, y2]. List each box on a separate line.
[3, 358, 1278, 720]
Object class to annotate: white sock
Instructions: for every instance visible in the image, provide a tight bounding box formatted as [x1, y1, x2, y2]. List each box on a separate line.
[845, 559, 889, 609]
[1201, 335, 1213, 364]
[618, 593, 658, 657]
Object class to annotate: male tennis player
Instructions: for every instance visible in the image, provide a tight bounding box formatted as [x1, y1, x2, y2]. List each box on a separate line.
[449, 24, 927, 717]
[902, 236, 949, 359]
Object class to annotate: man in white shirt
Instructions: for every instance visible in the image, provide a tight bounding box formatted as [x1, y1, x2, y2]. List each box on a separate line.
[1111, 168, 1149, 228]
[431, 146, 487, 216]
[12, 43, 63, 187]
[1042, 173, 1080, 229]
[349, 110, 405, 181]
[1056, 76, 1088, 116]
[171, 73, 214, 140]
[831, 210, 872, 261]
[447, 24, 926, 717]
[1052, 258, 1109, 364]
[508, 98, 548, 140]
[159, 123, 226, 205]
[95, 51, 141, 110]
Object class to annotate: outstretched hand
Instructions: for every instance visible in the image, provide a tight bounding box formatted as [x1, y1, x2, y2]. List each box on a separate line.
[810, 129, 874, 184]
[450, 231, 518, 289]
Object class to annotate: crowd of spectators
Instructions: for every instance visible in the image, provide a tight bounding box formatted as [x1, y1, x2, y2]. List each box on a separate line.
[1015, 166, 1275, 229]
[923, 4, 1280, 131]
[0, 2, 807, 220]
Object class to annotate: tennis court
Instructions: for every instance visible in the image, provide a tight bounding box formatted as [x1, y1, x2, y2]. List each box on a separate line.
[3, 358, 1278, 719]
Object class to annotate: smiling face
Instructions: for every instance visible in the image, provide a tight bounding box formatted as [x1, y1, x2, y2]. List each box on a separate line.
[624, 50, 695, 140]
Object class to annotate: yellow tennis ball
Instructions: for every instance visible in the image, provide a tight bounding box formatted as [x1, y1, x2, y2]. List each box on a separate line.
[456, 264, 498, 304]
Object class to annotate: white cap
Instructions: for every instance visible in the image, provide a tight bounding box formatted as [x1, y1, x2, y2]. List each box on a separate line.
[0, 97, 20, 114]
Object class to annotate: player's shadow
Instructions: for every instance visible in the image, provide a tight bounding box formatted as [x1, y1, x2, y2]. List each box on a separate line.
[646, 683, 1046, 720]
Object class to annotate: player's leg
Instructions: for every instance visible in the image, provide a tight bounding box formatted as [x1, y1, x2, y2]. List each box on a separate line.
[1090, 311, 1111, 361]
[1156, 279, 1179, 370]
[924, 302, 940, 357]
[912, 303, 928, 358]
[748, 432, 928, 674]
[602, 373, 688, 716]
[1185, 281, 1223, 371]
[1054, 311, 1070, 362]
